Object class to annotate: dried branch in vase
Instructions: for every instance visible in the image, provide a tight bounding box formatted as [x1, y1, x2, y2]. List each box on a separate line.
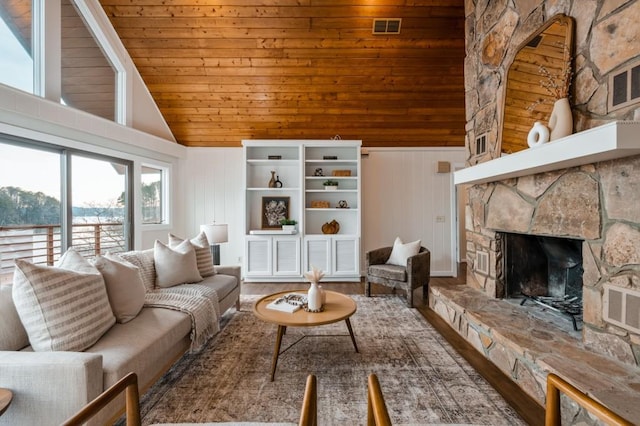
[527, 62, 573, 112]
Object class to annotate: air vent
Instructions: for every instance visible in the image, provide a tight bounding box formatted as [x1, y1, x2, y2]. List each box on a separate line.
[608, 60, 640, 112]
[476, 250, 489, 275]
[372, 18, 402, 34]
[475, 133, 487, 156]
[604, 284, 640, 334]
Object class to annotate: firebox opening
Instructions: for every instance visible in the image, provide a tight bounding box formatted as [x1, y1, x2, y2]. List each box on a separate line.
[503, 232, 584, 330]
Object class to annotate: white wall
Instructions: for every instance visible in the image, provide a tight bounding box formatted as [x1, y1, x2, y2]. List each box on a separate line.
[183, 147, 466, 277]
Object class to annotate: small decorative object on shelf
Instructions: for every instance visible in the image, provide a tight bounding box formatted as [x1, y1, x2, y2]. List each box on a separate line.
[338, 200, 349, 208]
[323, 179, 339, 190]
[314, 168, 324, 176]
[280, 218, 297, 233]
[274, 175, 283, 188]
[321, 219, 340, 234]
[332, 170, 351, 176]
[304, 266, 325, 312]
[268, 171, 276, 188]
[323, 155, 338, 160]
[311, 200, 330, 208]
[527, 121, 550, 148]
[268, 155, 282, 160]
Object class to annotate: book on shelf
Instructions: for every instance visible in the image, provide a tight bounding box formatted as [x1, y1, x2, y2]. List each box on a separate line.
[266, 293, 307, 313]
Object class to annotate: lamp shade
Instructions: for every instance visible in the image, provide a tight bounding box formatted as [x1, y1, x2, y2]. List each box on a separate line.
[200, 223, 228, 244]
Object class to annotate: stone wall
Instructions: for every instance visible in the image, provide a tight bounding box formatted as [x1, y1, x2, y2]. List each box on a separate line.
[464, 0, 640, 366]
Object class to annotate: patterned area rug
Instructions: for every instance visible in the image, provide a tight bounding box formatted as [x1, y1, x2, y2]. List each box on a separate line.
[134, 295, 525, 425]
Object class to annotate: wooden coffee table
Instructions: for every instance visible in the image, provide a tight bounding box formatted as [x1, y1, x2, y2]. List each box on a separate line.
[0, 388, 12, 416]
[253, 289, 359, 381]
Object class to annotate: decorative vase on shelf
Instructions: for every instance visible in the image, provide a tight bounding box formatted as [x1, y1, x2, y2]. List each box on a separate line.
[527, 121, 550, 148]
[268, 171, 276, 188]
[548, 98, 573, 141]
[307, 281, 322, 311]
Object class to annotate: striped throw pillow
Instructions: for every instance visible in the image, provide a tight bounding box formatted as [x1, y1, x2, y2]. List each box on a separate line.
[169, 231, 216, 277]
[12, 259, 116, 352]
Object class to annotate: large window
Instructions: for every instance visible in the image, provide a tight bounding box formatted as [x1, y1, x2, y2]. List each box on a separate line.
[0, 1, 34, 94]
[0, 138, 132, 284]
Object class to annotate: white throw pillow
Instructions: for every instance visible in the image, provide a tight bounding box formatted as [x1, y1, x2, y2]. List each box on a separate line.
[93, 254, 146, 323]
[386, 237, 421, 266]
[12, 257, 115, 352]
[55, 247, 100, 274]
[154, 239, 203, 288]
[168, 231, 216, 277]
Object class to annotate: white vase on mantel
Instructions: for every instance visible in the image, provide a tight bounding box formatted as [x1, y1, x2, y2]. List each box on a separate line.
[548, 97, 573, 141]
[307, 281, 322, 311]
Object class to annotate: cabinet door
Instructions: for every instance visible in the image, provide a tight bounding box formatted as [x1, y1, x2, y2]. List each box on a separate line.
[273, 236, 301, 276]
[303, 237, 331, 274]
[245, 237, 272, 276]
[332, 237, 360, 276]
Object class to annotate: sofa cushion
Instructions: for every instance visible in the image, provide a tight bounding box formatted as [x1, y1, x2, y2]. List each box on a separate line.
[198, 273, 237, 301]
[118, 249, 156, 292]
[386, 237, 421, 267]
[0, 285, 29, 350]
[86, 306, 192, 391]
[93, 254, 146, 323]
[169, 231, 216, 278]
[154, 239, 203, 288]
[12, 258, 116, 352]
[368, 263, 407, 282]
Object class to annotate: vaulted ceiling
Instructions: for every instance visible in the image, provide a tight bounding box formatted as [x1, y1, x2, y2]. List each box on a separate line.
[99, 1, 466, 148]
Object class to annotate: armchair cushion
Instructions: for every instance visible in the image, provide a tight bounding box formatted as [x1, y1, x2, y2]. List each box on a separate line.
[368, 264, 407, 282]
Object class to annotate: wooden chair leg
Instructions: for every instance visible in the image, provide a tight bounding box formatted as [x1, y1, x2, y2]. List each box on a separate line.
[365, 280, 371, 297]
[423, 284, 428, 304]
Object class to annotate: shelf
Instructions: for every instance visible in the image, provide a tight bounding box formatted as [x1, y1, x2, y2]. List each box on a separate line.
[247, 159, 299, 165]
[305, 176, 356, 180]
[247, 187, 300, 191]
[305, 159, 357, 164]
[305, 189, 357, 193]
[454, 121, 640, 185]
[305, 208, 358, 211]
[248, 229, 299, 235]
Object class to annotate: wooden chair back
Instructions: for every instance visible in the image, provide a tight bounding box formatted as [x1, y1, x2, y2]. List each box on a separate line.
[545, 373, 632, 426]
[367, 374, 392, 426]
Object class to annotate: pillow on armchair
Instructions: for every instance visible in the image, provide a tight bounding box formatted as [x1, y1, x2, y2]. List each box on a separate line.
[386, 237, 421, 266]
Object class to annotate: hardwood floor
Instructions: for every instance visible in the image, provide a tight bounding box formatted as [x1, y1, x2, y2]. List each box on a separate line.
[241, 265, 545, 425]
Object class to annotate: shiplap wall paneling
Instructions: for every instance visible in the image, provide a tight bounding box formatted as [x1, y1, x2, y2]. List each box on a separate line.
[184, 148, 243, 265]
[361, 148, 464, 276]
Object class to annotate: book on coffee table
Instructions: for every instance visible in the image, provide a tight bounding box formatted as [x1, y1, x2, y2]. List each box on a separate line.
[266, 293, 307, 313]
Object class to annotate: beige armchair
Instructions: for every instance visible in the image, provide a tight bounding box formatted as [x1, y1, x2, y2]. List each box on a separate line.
[364, 245, 431, 307]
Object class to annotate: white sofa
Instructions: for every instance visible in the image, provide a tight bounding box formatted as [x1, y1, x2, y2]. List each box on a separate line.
[0, 248, 241, 426]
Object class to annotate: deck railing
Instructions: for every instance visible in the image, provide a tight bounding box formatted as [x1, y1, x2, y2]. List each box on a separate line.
[0, 223, 125, 285]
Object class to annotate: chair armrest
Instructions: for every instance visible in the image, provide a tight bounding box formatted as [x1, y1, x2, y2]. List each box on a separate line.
[407, 248, 431, 289]
[0, 351, 103, 425]
[366, 247, 393, 268]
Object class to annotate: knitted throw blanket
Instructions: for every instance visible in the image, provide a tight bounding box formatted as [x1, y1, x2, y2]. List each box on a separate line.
[144, 284, 220, 352]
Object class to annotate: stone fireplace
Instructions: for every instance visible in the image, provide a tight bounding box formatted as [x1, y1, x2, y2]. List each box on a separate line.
[429, 1, 640, 422]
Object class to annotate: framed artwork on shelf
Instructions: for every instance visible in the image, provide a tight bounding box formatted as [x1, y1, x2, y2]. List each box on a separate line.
[262, 196, 290, 229]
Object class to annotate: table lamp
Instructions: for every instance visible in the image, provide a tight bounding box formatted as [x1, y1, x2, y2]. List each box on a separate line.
[200, 223, 228, 265]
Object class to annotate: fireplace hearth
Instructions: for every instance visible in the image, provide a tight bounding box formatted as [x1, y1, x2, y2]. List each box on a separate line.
[504, 233, 584, 330]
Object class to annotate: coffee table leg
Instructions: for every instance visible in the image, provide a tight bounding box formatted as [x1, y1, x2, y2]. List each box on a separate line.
[345, 318, 359, 353]
[270, 325, 286, 381]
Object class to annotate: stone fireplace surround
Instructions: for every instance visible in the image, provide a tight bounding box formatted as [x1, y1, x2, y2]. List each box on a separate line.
[430, 122, 640, 422]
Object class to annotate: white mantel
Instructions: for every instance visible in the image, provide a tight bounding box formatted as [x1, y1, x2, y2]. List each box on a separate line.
[455, 121, 640, 185]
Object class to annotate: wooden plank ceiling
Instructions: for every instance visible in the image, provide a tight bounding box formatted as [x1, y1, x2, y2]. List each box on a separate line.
[99, 0, 466, 148]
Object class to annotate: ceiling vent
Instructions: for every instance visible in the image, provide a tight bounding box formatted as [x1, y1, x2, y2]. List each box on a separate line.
[372, 18, 402, 35]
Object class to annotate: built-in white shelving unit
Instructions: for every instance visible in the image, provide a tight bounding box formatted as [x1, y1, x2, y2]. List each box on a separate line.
[242, 140, 362, 282]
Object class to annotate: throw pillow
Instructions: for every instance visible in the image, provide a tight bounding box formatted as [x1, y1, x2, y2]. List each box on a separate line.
[168, 231, 216, 277]
[386, 237, 421, 267]
[12, 258, 116, 352]
[55, 247, 101, 274]
[93, 254, 146, 323]
[118, 249, 156, 292]
[154, 239, 203, 288]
